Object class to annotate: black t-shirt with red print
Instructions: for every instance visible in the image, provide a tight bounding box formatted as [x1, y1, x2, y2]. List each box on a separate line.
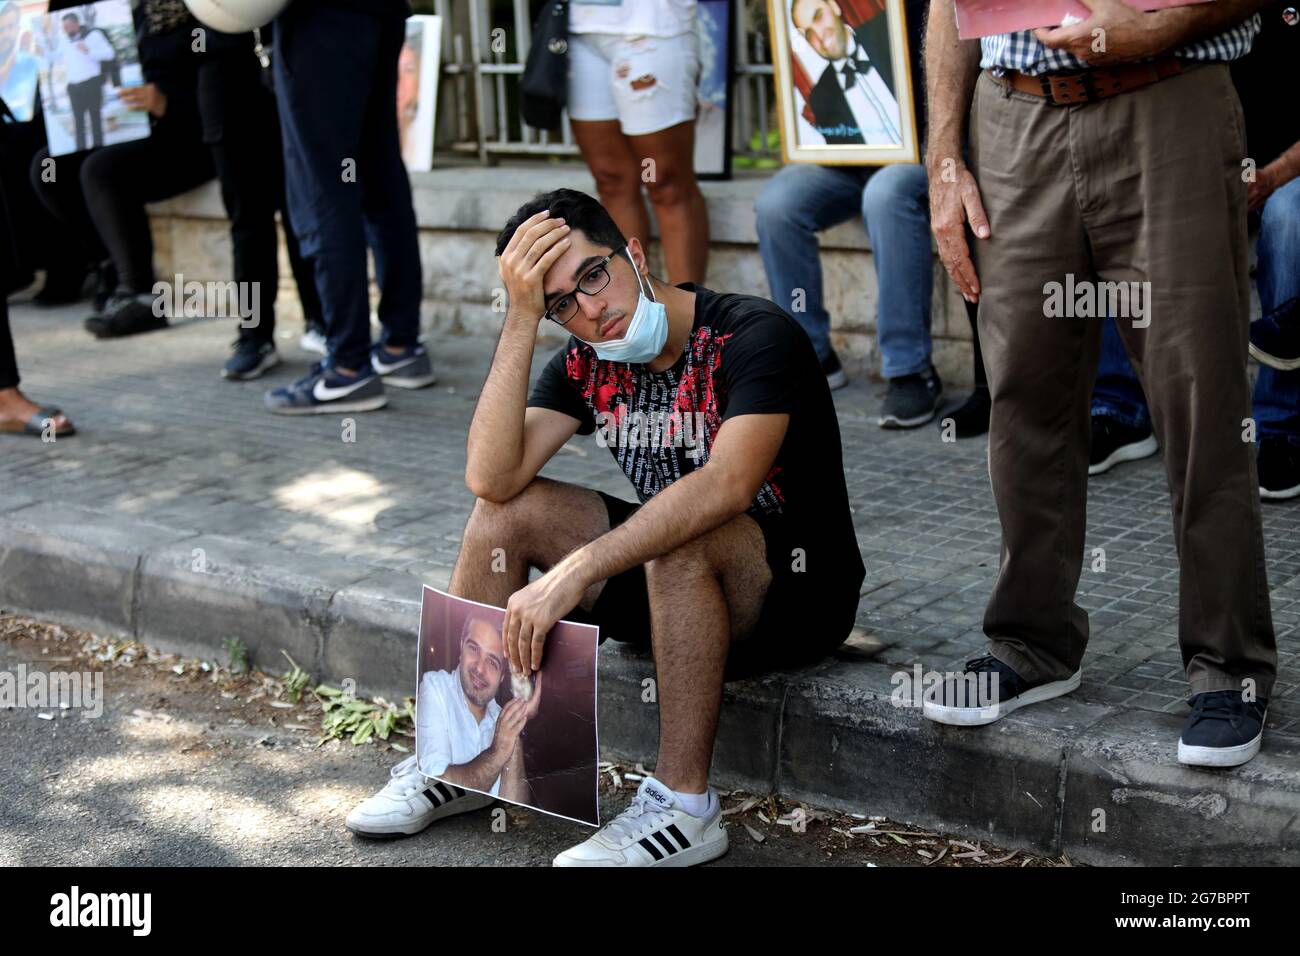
[527, 284, 865, 603]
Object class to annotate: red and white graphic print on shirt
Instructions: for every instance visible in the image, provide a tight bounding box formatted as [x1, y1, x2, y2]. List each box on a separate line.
[562, 326, 786, 513]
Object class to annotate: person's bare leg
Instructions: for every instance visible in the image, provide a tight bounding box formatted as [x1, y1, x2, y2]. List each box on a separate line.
[628, 120, 708, 284]
[449, 476, 614, 610]
[571, 119, 651, 249]
[643, 515, 770, 793]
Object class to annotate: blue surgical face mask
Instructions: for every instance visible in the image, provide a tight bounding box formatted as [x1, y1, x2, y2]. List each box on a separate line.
[577, 250, 668, 364]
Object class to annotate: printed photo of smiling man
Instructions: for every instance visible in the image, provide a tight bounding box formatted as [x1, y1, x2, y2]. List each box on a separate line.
[416, 610, 536, 802]
[412, 587, 600, 827]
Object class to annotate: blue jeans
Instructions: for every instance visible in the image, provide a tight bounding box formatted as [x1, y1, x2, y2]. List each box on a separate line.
[754, 163, 932, 378]
[274, 3, 422, 370]
[1091, 315, 1151, 430]
[1091, 176, 1300, 442]
[1253, 177, 1300, 442]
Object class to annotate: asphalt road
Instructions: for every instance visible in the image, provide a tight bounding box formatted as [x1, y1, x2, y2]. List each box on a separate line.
[0, 615, 1050, 868]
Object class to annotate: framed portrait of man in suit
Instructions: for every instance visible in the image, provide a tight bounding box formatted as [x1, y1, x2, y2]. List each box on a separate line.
[768, 0, 920, 164]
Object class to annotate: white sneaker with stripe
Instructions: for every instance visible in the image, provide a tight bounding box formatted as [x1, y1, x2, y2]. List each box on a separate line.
[346, 755, 494, 837]
[553, 776, 728, 867]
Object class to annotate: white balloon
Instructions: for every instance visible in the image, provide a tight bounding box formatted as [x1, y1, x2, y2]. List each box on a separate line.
[183, 0, 292, 34]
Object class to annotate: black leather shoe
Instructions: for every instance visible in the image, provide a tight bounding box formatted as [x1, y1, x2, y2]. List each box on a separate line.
[85, 297, 168, 339]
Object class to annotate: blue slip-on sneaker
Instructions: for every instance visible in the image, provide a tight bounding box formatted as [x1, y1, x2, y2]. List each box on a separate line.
[922, 653, 1081, 726]
[370, 342, 437, 389]
[222, 339, 282, 381]
[264, 360, 388, 415]
[1178, 690, 1267, 768]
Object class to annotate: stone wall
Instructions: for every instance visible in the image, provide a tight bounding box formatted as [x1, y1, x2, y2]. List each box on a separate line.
[148, 164, 976, 385]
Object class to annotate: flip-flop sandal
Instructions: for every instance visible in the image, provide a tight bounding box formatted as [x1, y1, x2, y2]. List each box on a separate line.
[0, 406, 76, 438]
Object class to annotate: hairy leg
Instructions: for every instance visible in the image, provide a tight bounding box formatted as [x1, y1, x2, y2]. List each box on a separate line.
[449, 477, 614, 610]
[644, 514, 770, 792]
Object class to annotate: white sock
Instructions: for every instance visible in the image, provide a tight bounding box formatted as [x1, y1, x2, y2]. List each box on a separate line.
[671, 787, 714, 818]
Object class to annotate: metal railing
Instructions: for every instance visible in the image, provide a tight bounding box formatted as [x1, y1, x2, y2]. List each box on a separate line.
[425, 0, 780, 167]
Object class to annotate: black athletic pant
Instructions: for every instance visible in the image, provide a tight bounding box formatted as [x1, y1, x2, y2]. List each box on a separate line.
[0, 298, 17, 390]
[31, 121, 215, 294]
[0, 111, 84, 292]
[199, 35, 321, 343]
[1, 140, 23, 388]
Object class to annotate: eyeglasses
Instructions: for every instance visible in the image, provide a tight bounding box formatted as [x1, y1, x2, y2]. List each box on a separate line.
[544, 247, 624, 326]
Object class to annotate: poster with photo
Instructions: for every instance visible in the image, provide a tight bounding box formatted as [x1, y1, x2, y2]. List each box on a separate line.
[398, 14, 441, 172]
[692, 0, 733, 179]
[415, 586, 601, 827]
[954, 0, 1212, 38]
[0, 1, 48, 122]
[35, 0, 148, 157]
[768, 0, 919, 165]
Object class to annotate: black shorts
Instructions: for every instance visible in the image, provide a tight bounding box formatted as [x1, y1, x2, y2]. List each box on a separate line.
[566, 492, 861, 679]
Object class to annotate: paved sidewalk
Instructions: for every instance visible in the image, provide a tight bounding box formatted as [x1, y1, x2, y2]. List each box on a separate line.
[3, 298, 1299, 864]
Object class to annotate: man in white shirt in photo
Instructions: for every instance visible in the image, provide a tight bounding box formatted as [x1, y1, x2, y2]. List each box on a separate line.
[57, 11, 114, 151]
[409, 615, 540, 811]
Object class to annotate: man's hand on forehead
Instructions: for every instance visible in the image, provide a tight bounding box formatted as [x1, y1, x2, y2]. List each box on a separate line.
[503, 211, 572, 274]
[497, 210, 572, 321]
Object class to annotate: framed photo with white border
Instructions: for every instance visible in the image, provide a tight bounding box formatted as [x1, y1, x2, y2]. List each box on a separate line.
[397, 14, 442, 172]
[767, 0, 920, 165]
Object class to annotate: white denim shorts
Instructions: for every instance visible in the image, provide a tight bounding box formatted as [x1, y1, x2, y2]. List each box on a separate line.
[566, 31, 701, 136]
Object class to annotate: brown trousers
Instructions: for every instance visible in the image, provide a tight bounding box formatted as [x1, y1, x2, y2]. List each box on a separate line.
[969, 63, 1276, 698]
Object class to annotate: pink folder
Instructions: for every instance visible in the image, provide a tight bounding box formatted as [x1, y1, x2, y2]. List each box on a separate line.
[955, 0, 1213, 39]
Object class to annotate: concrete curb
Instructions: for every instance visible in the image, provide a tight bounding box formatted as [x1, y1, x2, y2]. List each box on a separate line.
[2, 504, 1296, 865]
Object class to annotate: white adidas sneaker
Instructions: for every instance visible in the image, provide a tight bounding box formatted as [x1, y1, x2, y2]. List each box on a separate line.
[346, 755, 495, 837]
[553, 777, 728, 867]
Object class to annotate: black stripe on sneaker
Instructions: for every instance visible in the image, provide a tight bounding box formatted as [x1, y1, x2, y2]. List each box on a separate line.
[450, 785, 465, 798]
[434, 783, 455, 803]
[651, 831, 678, 855]
[638, 837, 665, 861]
[666, 824, 692, 849]
[422, 787, 443, 807]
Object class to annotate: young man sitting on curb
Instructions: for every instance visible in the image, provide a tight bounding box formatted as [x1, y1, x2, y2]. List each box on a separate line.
[346, 188, 865, 866]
